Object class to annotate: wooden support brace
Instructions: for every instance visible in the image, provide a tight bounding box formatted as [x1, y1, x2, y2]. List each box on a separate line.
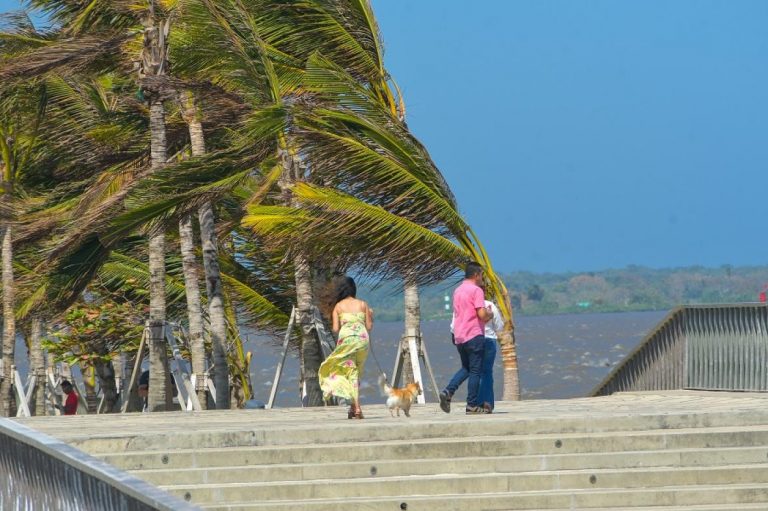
[419, 338, 441, 401]
[205, 375, 217, 406]
[268, 306, 296, 409]
[164, 326, 201, 412]
[391, 340, 404, 388]
[121, 329, 148, 413]
[47, 370, 62, 416]
[13, 368, 31, 418]
[405, 328, 426, 405]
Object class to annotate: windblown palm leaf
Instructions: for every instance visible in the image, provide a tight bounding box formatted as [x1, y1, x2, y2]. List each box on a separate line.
[221, 273, 288, 333]
[243, 183, 470, 286]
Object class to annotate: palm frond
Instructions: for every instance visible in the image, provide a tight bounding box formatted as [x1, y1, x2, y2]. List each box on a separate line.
[99, 251, 188, 308]
[243, 183, 468, 286]
[295, 106, 462, 232]
[0, 32, 134, 80]
[222, 273, 289, 333]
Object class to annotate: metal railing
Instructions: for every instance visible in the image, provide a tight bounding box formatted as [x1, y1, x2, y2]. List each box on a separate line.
[592, 304, 768, 396]
[0, 418, 200, 511]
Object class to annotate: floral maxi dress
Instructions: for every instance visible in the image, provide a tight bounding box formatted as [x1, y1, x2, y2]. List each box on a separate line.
[318, 312, 369, 402]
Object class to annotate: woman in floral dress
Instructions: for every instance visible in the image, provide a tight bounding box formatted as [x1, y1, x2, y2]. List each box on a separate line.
[318, 276, 374, 419]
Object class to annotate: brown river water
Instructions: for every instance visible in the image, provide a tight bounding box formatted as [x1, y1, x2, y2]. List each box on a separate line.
[14, 310, 668, 407]
[247, 310, 668, 406]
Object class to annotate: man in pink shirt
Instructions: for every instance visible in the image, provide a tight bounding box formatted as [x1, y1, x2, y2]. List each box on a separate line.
[440, 262, 494, 414]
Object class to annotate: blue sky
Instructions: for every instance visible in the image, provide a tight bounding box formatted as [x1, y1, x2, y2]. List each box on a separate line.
[3, 1, 767, 273]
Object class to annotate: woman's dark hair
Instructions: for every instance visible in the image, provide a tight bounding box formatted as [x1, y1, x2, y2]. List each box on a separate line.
[334, 275, 357, 304]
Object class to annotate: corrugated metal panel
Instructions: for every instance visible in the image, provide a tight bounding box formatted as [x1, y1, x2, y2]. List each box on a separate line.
[592, 305, 768, 396]
[0, 418, 199, 511]
[686, 305, 768, 391]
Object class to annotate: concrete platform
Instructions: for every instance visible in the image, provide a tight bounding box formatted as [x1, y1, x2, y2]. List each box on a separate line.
[14, 390, 768, 510]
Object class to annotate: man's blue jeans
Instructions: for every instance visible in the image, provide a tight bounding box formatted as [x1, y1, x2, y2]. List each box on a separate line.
[445, 335, 486, 408]
[478, 337, 497, 410]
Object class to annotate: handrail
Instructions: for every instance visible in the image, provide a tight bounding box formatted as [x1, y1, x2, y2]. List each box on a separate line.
[591, 304, 768, 396]
[0, 418, 200, 511]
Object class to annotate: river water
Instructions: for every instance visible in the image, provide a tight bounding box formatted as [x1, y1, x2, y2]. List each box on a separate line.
[14, 310, 668, 406]
[249, 310, 668, 406]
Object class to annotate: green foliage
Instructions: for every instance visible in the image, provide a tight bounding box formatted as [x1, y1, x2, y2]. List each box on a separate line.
[526, 284, 544, 302]
[44, 294, 144, 367]
[362, 265, 768, 321]
[2, 0, 515, 375]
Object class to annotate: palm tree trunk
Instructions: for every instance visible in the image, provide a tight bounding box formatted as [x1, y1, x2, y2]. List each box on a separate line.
[0, 221, 14, 417]
[184, 94, 206, 157]
[28, 317, 46, 416]
[402, 280, 420, 385]
[181, 92, 211, 409]
[178, 214, 206, 408]
[147, 97, 169, 412]
[94, 358, 118, 413]
[498, 289, 520, 401]
[199, 202, 229, 409]
[499, 330, 520, 401]
[294, 252, 323, 406]
[277, 145, 323, 406]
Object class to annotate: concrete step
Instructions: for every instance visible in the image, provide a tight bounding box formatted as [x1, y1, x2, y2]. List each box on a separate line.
[163, 464, 768, 504]
[101, 425, 768, 471]
[56, 403, 768, 454]
[130, 446, 768, 486]
[544, 506, 768, 511]
[196, 483, 768, 510]
[17, 391, 768, 510]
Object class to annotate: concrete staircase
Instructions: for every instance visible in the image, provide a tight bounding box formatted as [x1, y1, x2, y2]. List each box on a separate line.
[16, 391, 768, 510]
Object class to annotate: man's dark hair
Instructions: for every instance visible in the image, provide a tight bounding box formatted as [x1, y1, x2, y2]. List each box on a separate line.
[465, 262, 483, 279]
[60, 380, 72, 390]
[334, 275, 357, 304]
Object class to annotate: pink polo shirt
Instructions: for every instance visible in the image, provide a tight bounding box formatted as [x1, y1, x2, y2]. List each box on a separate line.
[452, 279, 486, 344]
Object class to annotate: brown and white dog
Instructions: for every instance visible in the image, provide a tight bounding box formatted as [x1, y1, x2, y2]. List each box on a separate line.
[379, 374, 421, 417]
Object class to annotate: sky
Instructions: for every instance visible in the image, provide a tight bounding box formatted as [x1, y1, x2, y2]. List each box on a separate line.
[2, 1, 767, 273]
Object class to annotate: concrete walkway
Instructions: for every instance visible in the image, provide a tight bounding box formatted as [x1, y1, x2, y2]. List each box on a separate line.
[14, 390, 768, 510]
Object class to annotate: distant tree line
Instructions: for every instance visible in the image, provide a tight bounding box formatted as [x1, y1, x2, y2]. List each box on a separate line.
[365, 265, 768, 321]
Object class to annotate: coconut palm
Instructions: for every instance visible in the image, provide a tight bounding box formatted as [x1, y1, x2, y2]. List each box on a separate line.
[119, 0, 514, 402]
[4, 0, 522, 409]
[259, 0, 521, 398]
[0, 80, 48, 415]
[169, 0, 329, 404]
[18, 0, 207, 410]
[176, 91, 208, 407]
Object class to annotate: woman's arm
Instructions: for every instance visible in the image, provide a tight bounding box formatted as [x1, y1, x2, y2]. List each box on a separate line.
[364, 301, 374, 331]
[332, 304, 340, 334]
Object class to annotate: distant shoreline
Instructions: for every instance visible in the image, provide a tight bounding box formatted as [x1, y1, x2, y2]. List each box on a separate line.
[364, 264, 768, 321]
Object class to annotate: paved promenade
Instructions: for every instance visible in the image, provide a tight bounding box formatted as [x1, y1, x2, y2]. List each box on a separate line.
[14, 390, 768, 510]
[15, 390, 768, 448]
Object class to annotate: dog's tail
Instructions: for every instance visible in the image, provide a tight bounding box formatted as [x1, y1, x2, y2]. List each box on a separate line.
[378, 373, 391, 397]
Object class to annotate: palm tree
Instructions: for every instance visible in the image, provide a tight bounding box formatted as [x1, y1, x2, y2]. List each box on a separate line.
[165, 0, 503, 403]
[6, 0, 522, 408]
[267, 0, 522, 399]
[21, 0, 193, 411]
[27, 317, 46, 415]
[0, 79, 47, 416]
[136, 2, 174, 412]
[169, 0, 326, 405]
[402, 280, 420, 385]
[175, 91, 208, 407]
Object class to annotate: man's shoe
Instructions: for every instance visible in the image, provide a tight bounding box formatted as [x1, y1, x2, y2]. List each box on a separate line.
[483, 402, 493, 414]
[439, 390, 451, 413]
[465, 405, 486, 415]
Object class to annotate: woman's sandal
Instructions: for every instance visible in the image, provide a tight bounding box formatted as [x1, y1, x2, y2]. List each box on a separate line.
[353, 408, 364, 419]
[347, 406, 355, 419]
